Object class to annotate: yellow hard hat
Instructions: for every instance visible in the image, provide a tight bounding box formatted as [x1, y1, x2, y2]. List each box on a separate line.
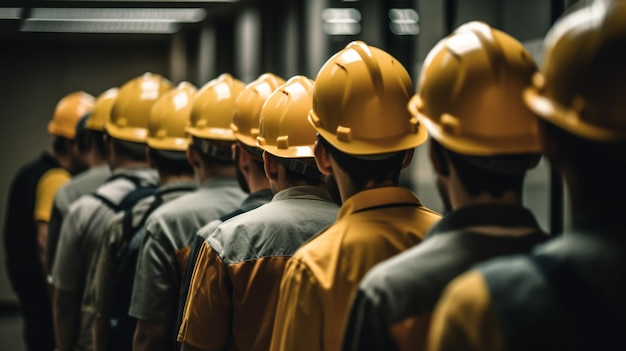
[187, 73, 245, 141]
[86, 88, 118, 132]
[105, 72, 173, 143]
[309, 41, 427, 156]
[524, 0, 626, 142]
[410, 21, 541, 156]
[257, 75, 316, 158]
[147, 82, 197, 151]
[232, 73, 286, 147]
[48, 91, 95, 139]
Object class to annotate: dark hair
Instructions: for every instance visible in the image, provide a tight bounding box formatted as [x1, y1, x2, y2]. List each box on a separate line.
[239, 142, 265, 173]
[76, 130, 107, 157]
[430, 139, 535, 198]
[111, 138, 147, 162]
[539, 119, 626, 186]
[317, 135, 405, 190]
[148, 148, 193, 176]
[268, 153, 323, 186]
[52, 136, 73, 155]
[190, 137, 235, 167]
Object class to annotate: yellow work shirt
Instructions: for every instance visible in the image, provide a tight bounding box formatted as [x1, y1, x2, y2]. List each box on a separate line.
[270, 186, 441, 351]
[427, 271, 505, 351]
[34, 168, 70, 222]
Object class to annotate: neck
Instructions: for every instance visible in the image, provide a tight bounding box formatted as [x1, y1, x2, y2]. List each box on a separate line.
[158, 173, 195, 186]
[197, 164, 236, 184]
[85, 150, 107, 168]
[248, 173, 271, 194]
[447, 172, 522, 210]
[110, 159, 148, 171]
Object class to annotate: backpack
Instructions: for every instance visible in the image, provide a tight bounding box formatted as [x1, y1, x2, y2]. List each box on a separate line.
[90, 174, 158, 351]
[106, 185, 195, 351]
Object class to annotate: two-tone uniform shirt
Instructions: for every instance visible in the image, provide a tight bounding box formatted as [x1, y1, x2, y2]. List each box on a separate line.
[47, 164, 111, 274]
[342, 204, 548, 351]
[174, 187, 274, 343]
[270, 186, 441, 351]
[178, 186, 338, 351]
[52, 167, 158, 350]
[427, 224, 626, 351]
[129, 176, 246, 340]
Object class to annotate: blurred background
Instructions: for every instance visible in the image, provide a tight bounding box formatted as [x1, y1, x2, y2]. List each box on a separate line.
[0, 0, 578, 315]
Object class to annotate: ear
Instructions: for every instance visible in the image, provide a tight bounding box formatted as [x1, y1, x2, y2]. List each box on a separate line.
[429, 141, 449, 177]
[146, 148, 155, 168]
[186, 145, 201, 168]
[262, 151, 279, 181]
[400, 148, 414, 169]
[237, 144, 251, 172]
[313, 140, 333, 176]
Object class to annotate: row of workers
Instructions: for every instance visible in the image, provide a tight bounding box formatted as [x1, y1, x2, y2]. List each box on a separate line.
[5, 1, 625, 351]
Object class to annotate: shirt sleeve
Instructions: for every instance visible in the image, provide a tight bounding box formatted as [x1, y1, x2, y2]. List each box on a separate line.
[34, 168, 70, 222]
[52, 205, 85, 292]
[270, 256, 324, 351]
[92, 214, 124, 317]
[177, 241, 232, 349]
[128, 220, 179, 322]
[427, 270, 505, 351]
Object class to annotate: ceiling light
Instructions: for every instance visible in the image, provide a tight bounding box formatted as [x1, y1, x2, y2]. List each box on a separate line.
[20, 19, 181, 34]
[0, 7, 21, 19]
[30, 8, 206, 23]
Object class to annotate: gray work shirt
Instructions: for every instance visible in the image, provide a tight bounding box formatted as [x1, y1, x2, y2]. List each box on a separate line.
[129, 176, 246, 324]
[46, 165, 111, 272]
[52, 167, 157, 351]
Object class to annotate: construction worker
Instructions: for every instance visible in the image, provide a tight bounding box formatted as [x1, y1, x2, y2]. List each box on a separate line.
[270, 41, 442, 351]
[178, 75, 339, 351]
[341, 22, 550, 351]
[174, 72, 285, 348]
[3, 91, 94, 351]
[52, 73, 170, 351]
[46, 88, 116, 277]
[428, 2, 626, 350]
[129, 73, 247, 351]
[88, 82, 198, 351]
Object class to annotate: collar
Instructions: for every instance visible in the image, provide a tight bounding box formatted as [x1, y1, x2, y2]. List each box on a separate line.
[156, 180, 197, 196]
[338, 187, 423, 220]
[426, 204, 541, 238]
[272, 185, 334, 203]
[198, 176, 238, 189]
[240, 188, 273, 212]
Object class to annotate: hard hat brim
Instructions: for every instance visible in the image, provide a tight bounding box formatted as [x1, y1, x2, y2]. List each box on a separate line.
[417, 109, 542, 156]
[524, 88, 626, 142]
[104, 123, 148, 144]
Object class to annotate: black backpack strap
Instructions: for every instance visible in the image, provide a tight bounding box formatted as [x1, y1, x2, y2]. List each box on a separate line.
[92, 173, 154, 212]
[120, 184, 196, 243]
[92, 193, 120, 212]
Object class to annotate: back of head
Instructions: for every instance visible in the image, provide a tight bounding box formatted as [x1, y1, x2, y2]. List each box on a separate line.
[410, 22, 542, 197]
[187, 73, 244, 163]
[48, 91, 95, 140]
[187, 73, 245, 141]
[309, 41, 428, 158]
[87, 87, 118, 132]
[106, 72, 173, 144]
[147, 82, 197, 175]
[105, 72, 173, 161]
[257, 75, 321, 181]
[232, 72, 285, 157]
[412, 21, 541, 159]
[524, 0, 626, 157]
